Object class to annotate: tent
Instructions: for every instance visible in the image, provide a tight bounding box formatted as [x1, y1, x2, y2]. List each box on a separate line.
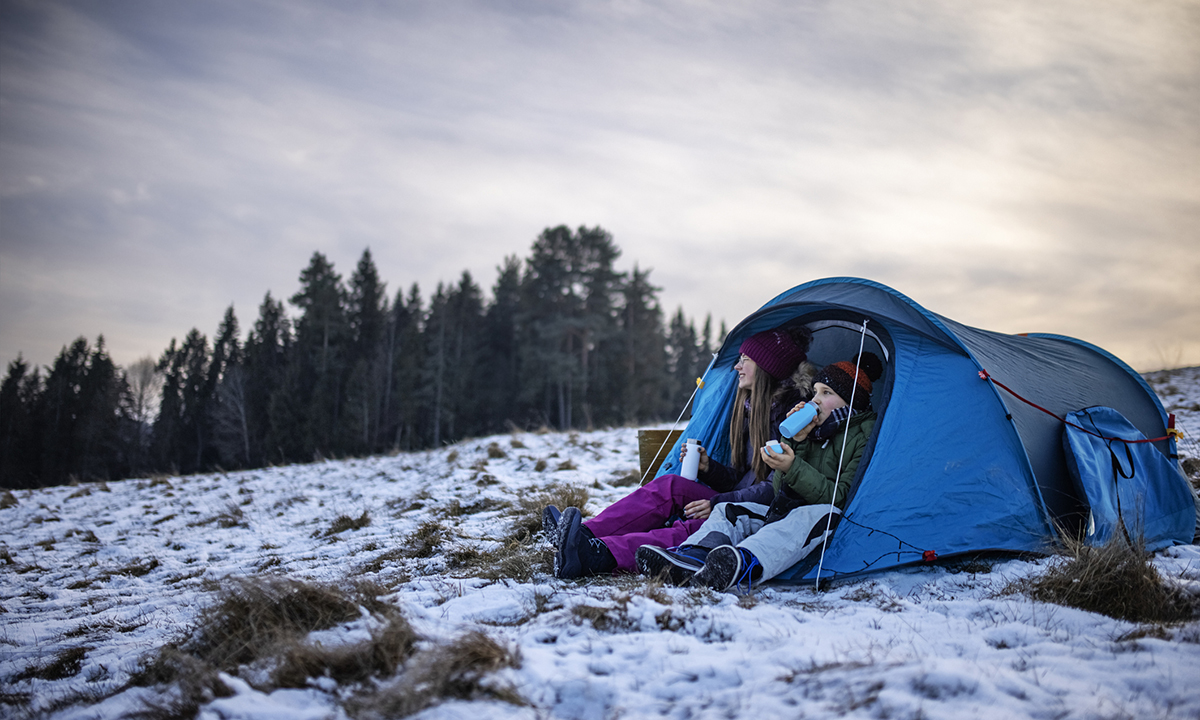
[652, 277, 1195, 583]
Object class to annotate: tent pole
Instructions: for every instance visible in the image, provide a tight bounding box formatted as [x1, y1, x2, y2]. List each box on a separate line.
[815, 319, 869, 591]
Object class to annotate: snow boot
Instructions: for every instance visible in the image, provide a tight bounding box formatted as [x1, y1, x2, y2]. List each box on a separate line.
[691, 545, 762, 592]
[636, 545, 707, 586]
[542, 505, 561, 538]
[555, 507, 616, 579]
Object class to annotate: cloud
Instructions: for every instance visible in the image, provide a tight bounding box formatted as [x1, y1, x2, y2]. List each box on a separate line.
[1, 0, 1197, 372]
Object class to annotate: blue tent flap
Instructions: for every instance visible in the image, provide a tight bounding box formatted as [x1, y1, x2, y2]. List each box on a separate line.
[1062, 406, 1195, 551]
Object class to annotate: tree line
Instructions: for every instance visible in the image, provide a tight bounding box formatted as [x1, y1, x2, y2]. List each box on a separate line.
[0, 226, 723, 489]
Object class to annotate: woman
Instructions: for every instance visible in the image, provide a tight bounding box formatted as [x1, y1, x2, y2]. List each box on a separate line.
[636, 353, 883, 591]
[550, 326, 817, 579]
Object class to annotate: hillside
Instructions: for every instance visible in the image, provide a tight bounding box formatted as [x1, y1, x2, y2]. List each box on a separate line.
[2, 368, 1199, 720]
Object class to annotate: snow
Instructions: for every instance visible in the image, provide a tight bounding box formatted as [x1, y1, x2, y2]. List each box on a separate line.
[3, 368, 1200, 720]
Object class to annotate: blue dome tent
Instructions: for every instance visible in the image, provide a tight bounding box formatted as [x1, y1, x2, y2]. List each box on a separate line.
[652, 277, 1195, 583]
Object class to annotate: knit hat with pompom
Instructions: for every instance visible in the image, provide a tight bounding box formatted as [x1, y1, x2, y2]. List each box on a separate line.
[813, 352, 883, 410]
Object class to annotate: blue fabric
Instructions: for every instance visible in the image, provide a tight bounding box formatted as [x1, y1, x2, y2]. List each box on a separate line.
[781, 328, 1051, 582]
[647, 277, 1183, 583]
[1063, 406, 1195, 551]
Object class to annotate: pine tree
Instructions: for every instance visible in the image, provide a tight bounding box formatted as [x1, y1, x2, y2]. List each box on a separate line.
[442, 271, 484, 442]
[344, 249, 388, 453]
[423, 283, 450, 447]
[0, 356, 38, 487]
[153, 338, 184, 473]
[177, 329, 211, 473]
[519, 225, 624, 430]
[700, 314, 714, 375]
[150, 330, 212, 474]
[387, 284, 425, 450]
[479, 256, 522, 434]
[39, 338, 91, 483]
[210, 306, 249, 468]
[286, 252, 348, 458]
[76, 337, 129, 482]
[20, 337, 131, 485]
[617, 265, 668, 423]
[666, 308, 701, 417]
[246, 292, 291, 465]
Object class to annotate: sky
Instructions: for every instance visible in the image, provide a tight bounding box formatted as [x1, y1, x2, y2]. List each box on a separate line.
[2, 0, 1198, 374]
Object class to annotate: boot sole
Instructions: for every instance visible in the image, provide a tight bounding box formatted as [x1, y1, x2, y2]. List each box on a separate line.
[636, 546, 702, 586]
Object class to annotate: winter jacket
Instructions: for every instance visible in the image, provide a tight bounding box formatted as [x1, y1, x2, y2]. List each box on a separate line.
[772, 410, 876, 511]
[701, 361, 818, 503]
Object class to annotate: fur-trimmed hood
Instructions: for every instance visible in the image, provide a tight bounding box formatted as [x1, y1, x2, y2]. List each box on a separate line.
[773, 360, 818, 406]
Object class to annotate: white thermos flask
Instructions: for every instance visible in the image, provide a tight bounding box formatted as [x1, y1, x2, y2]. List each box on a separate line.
[681, 438, 701, 481]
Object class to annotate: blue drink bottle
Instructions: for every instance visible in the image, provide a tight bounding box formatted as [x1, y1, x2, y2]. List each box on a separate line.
[779, 403, 818, 438]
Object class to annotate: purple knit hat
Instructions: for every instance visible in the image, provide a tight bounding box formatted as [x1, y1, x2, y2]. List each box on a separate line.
[738, 329, 807, 380]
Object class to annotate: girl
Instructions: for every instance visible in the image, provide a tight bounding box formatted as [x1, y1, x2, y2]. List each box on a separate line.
[551, 326, 816, 579]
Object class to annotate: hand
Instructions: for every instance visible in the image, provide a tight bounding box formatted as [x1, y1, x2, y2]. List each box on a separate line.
[680, 443, 710, 473]
[683, 499, 712, 520]
[784, 402, 820, 443]
[761, 442, 795, 473]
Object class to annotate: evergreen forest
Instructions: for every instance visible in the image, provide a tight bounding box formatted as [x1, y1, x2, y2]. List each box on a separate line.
[0, 226, 724, 489]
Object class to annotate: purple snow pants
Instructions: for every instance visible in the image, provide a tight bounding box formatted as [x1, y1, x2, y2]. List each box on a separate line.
[583, 474, 718, 573]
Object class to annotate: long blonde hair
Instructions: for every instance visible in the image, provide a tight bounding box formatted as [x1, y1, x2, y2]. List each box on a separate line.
[728, 368, 776, 484]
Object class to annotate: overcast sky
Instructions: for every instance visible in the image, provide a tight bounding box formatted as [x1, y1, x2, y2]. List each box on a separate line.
[2, 0, 1198, 375]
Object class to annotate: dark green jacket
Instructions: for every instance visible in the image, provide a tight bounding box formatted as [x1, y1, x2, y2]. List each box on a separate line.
[772, 411, 876, 510]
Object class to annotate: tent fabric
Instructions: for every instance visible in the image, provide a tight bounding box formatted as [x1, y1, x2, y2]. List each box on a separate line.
[1062, 406, 1196, 551]
[650, 277, 1189, 583]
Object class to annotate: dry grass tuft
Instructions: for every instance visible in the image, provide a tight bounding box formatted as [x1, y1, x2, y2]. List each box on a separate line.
[358, 548, 408, 575]
[1010, 535, 1197, 623]
[272, 614, 418, 688]
[350, 630, 524, 718]
[185, 577, 365, 670]
[17, 646, 90, 682]
[126, 646, 232, 719]
[445, 543, 484, 568]
[509, 483, 589, 541]
[441, 497, 507, 518]
[127, 577, 408, 717]
[0, 490, 16, 509]
[65, 528, 100, 543]
[571, 602, 633, 632]
[1114, 625, 1172, 643]
[1182, 457, 1200, 483]
[323, 510, 371, 536]
[475, 539, 554, 582]
[403, 520, 449, 558]
[187, 504, 246, 529]
[118, 557, 160, 578]
[610, 470, 642, 487]
[487, 442, 507, 459]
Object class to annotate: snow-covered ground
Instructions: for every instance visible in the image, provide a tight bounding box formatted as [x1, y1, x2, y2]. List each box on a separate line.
[3, 368, 1200, 720]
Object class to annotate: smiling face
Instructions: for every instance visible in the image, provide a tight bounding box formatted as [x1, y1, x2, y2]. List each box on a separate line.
[811, 382, 847, 424]
[734, 354, 758, 390]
